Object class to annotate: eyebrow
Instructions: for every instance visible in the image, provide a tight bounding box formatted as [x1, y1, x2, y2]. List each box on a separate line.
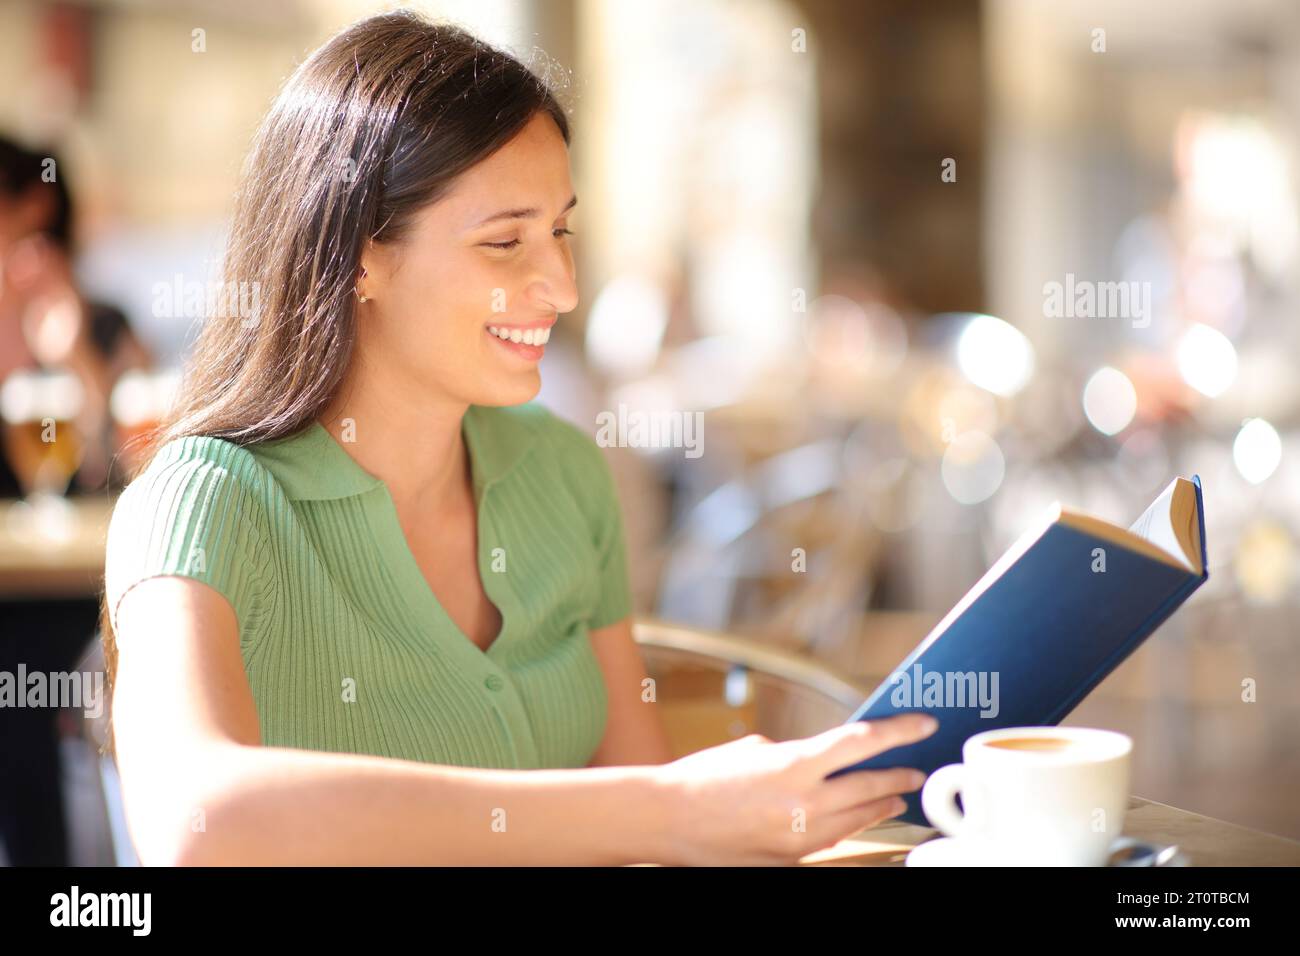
[467, 194, 578, 231]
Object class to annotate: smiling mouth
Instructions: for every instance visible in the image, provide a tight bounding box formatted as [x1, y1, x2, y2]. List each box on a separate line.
[486, 324, 552, 347]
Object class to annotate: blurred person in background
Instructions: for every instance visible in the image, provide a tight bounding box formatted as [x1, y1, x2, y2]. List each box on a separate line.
[0, 135, 153, 495]
[0, 135, 150, 865]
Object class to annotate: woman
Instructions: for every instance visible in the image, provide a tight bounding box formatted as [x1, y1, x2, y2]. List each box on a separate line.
[102, 10, 935, 866]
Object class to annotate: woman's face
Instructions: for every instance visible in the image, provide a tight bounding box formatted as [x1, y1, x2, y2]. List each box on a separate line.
[0, 184, 52, 252]
[356, 112, 578, 408]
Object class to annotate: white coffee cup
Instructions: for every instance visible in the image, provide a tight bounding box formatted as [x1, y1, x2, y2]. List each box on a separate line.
[920, 726, 1132, 866]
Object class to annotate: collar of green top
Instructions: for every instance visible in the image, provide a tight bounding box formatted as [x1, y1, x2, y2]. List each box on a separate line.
[251, 404, 537, 502]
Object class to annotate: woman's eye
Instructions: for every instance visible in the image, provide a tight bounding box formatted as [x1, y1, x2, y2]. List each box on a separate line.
[481, 229, 573, 251]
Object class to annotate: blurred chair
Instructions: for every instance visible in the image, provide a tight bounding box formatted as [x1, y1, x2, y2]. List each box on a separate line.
[653, 432, 884, 660]
[632, 616, 870, 757]
[73, 636, 138, 867]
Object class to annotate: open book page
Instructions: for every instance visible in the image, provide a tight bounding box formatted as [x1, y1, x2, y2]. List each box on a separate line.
[1128, 477, 1202, 575]
[1057, 477, 1202, 574]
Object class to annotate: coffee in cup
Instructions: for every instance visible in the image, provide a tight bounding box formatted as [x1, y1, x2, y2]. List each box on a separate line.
[920, 726, 1132, 865]
[984, 736, 1078, 753]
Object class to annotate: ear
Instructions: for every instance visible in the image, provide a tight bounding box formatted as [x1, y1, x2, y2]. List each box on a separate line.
[356, 239, 381, 301]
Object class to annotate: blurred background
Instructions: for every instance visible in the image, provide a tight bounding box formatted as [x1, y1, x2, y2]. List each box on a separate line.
[1, 0, 1297, 865]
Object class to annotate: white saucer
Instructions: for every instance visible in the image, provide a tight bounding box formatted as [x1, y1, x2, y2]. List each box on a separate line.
[905, 837, 991, 867]
[905, 836, 1187, 867]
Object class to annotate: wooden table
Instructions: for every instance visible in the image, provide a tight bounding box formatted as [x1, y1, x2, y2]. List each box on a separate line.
[801, 795, 1300, 866]
[0, 496, 114, 598]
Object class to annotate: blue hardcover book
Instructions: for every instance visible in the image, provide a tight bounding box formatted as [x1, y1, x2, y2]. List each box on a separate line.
[828, 475, 1208, 827]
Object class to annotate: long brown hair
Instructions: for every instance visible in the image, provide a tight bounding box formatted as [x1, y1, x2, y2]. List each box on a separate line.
[99, 9, 571, 753]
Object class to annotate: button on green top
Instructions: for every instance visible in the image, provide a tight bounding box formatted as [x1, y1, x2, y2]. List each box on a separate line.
[105, 403, 629, 770]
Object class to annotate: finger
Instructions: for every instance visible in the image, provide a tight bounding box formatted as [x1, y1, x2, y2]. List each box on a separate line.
[804, 714, 939, 777]
[804, 795, 908, 854]
[812, 766, 927, 815]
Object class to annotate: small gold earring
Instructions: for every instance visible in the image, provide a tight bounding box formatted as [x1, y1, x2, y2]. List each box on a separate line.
[355, 288, 369, 303]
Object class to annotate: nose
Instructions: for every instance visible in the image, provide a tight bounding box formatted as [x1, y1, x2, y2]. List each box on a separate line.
[527, 239, 579, 315]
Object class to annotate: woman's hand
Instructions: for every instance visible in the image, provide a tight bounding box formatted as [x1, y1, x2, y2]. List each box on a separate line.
[653, 713, 939, 866]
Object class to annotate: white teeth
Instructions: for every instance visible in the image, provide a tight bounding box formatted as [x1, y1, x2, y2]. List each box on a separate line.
[486, 325, 551, 345]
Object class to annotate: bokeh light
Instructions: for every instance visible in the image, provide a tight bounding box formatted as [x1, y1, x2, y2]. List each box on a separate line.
[585, 274, 669, 379]
[1082, 366, 1137, 436]
[900, 366, 1001, 458]
[802, 294, 907, 377]
[1233, 520, 1294, 604]
[1176, 323, 1238, 397]
[1232, 418, 1282, 484]
[955, 314, 1035, 397]
[941, 430, 1006, 504]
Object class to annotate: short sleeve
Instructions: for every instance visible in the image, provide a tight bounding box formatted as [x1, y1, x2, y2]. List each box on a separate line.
[547, 415, 634, 629]
[104, 436, 272, 639]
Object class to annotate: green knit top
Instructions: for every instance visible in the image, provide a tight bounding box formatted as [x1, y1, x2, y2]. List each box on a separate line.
[103, 403, 632, 770]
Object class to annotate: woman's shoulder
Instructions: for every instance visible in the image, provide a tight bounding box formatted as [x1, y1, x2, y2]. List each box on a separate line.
[105, 432, 279, 636]
[114, 432, 282, 522]
[137, 432, 274, 485]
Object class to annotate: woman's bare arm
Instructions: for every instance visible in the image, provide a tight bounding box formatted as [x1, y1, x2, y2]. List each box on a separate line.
[112, 576, 675, 866]
[586, 616, 675, 767]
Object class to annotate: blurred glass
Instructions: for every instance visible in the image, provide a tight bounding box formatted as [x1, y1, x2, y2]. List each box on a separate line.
[0, 367, 84, 498]
[109, 367, 178, 476]
[0, 367, 85, 544]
